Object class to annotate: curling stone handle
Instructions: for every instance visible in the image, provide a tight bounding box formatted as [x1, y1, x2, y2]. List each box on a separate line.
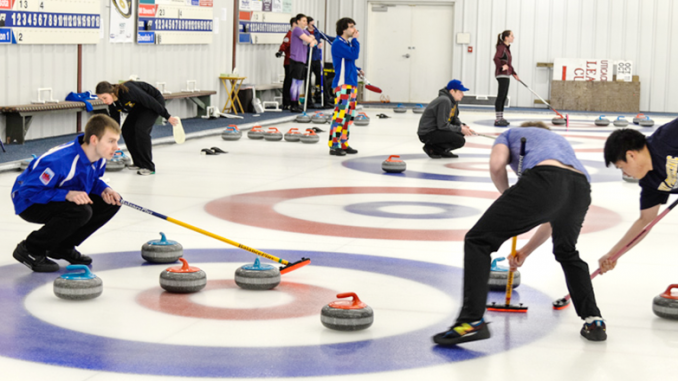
[227, 126, 237, 131]
[387, 155, 401, 161]
[268, 127, 279, 132]
[65, 264, 93, 276]
[179, 257, 190, 270]
[336, 292, 363, 306]
[305, 129, 316, 135]
[661, 284, 678, 299]
[289, 128, 298, 132]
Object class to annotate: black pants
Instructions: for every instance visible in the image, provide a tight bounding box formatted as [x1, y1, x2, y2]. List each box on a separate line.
[122, 109, 158, 171]
[20, 194, 120, 255]
[310, 60, 322, 103]
[457, 166, 602, 323]
[282, 64, 292, 107]
[495, 77, 510, 112]
[419, 130, 466, 154]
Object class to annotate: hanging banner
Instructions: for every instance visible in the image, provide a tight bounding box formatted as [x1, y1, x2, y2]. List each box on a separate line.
[553, 58, 612, 82]
[110, 0, 134, 43]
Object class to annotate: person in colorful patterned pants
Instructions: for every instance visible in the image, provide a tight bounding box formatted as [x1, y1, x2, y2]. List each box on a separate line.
[328, 17, 362, 156]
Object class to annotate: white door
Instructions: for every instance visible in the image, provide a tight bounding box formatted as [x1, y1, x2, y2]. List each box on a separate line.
[366, 3, 454, 103]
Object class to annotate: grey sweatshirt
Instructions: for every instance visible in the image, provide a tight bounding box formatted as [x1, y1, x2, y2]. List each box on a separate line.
[417, 88, 462, 136]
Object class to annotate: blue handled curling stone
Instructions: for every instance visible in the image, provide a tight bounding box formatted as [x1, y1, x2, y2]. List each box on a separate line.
[284, 127, 302, 142]
[594, 115, 610, 126]
[141, 232, 183, 263]
[263, 127, 283, 141]
[296, 112, 312, 123]
[247, 126, 265, 140]
[412, 104, 425, 114]
[639, 116, 654, 128]
[234, 258, 281, 290]
[321, 292, 374, 331]
[300, 129, 320, 144]
[613, 116, 629, 127]
[488, 257, 521, 291]
[311, 112, 328, 124]
[221, 125, 242, 141]
[354, 112, 370, 126]
[381, 155, 406, 173]
[393, 104, 407, 113]
[54, 265, 103, 300]
[106, 151, 126, 172]
[653, 284, 678, 320]
[159, 258, 207, 293]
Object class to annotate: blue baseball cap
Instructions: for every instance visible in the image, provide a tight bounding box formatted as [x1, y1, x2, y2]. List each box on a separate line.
[446, 79, 469, 92]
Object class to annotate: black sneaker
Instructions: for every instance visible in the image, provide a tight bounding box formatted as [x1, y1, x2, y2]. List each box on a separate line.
[47, 247, 93, 265]
[13, 241, 59, 272]
[494, 118, 510, 127]
[329, 148, 346, 156]
[290, 105, 303, 113]
[433, 320, 491, 346]
[580, 319, 607, 341]
[441, 151, 459, 158]
[423, 146, 442, 159]
[343, 146, 358, 154]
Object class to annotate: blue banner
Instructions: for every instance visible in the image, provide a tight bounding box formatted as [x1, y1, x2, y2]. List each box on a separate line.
[138, 17, 213, 32]
[137, 31, 155, 43]
[0, 28, 11, 44]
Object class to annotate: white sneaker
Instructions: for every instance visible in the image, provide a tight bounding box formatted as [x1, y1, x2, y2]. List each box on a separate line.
[137, 169, 155, 176]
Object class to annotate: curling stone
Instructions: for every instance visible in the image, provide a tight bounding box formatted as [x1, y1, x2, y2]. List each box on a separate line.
[639, 116, 655, 128]
[19, 154, 38, 171]
[159, 258, 207, 293]
[653, 284, 678, 320]
[54, 265, 103, 300]
[141, 232, 183, 263]
[393, 104, 407, 113]
[594, 115, 610, 126]
[284, 128, 302, 142]
[488, 257, 521, 291]
[412, 104, 425, 114]
[321, 292, 374, 331]
[221, 125, 242, 141]
[247, 126, 265, 140]
[632, 113, 646, 125]
[311, 112, 328, 124]
[300, 129, 320, 144]
[354, 113, 370, 126]
[382, 155, 406, 173]
[234, 258, 281, 290]
[613, 116, 629, 127]
[622, 173, 639, 183]
[106, 151, 126, 172]
[552, 116, 567, 125]
[264, 127, 283, 141]
[296, 112, 312, 123]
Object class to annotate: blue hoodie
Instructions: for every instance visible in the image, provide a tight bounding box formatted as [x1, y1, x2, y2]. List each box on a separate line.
[331, 36, 360, 88]
[11, 135, 110, 215]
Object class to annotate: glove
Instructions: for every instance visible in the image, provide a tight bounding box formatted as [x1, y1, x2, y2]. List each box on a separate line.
[275, 51, 283, 58]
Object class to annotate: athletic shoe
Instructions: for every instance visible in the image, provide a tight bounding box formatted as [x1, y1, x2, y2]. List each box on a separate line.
[47, 247, 92, 265]
[433, 320, 491, 346]
[423, 146, 442, 159]
[494, 119, 510, 127]
[13, 241, 59, 273]
[580, 318, 607, 341]
[137, 169, 155, 176]
[441, 151, 459, 158]
[343, 146, 358, 154]
[329, 148, 347, 156]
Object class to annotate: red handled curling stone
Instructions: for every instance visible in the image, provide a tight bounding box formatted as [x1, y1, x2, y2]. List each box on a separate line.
[653, 284, 678, 320]
[632, 113, 646, 125]
[247, 126, 265, 140]
[234, 258, 281, 290]
[613, 116, 629, 127]
[141, 232, 183, 263]
[263, 127, 283, 141]
[354, 112, 370, 126]
[284, 128, 302, 142]
[300, 129, 320, 144]
[159, 258, 207, 293]
[552, 116, 566, 125]
[488, 257, 521, 291]
[381, 155, 406, 173]
[321, 292, 374, 331]
[221, 125, 242, 141]
[594, 115, 610, 126]
[54, 265, 103, 301]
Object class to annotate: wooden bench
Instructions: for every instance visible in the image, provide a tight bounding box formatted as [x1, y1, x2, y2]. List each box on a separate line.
[1, 90, 216, 144]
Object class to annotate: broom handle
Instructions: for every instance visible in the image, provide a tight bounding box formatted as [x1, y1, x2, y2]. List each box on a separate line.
[504, 137, 527, 304]
[517, 79, 564, 119]
[121, 200, 290, 265]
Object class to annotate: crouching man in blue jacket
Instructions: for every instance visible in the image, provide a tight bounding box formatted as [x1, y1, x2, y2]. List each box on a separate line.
[11, 115, 123, 272]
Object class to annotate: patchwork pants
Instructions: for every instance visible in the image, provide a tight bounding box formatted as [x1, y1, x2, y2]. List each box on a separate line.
[328, 85, 357, 149]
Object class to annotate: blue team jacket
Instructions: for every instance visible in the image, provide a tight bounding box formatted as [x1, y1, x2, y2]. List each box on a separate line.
[331, 37, 361, 88]
[11, 135, 110, 215]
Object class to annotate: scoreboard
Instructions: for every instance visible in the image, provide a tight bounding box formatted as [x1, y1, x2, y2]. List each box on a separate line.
[137, 0, 213, 45]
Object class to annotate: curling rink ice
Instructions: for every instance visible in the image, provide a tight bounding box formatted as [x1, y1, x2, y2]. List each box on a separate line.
[1, 108, 678, 380]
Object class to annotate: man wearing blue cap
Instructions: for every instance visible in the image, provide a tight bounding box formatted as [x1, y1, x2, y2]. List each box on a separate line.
[417, 80, 476, 158]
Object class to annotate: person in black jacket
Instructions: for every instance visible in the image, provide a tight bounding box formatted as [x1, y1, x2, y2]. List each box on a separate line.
[96, 81, 178, 176]
[417, 80, 475, 158]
